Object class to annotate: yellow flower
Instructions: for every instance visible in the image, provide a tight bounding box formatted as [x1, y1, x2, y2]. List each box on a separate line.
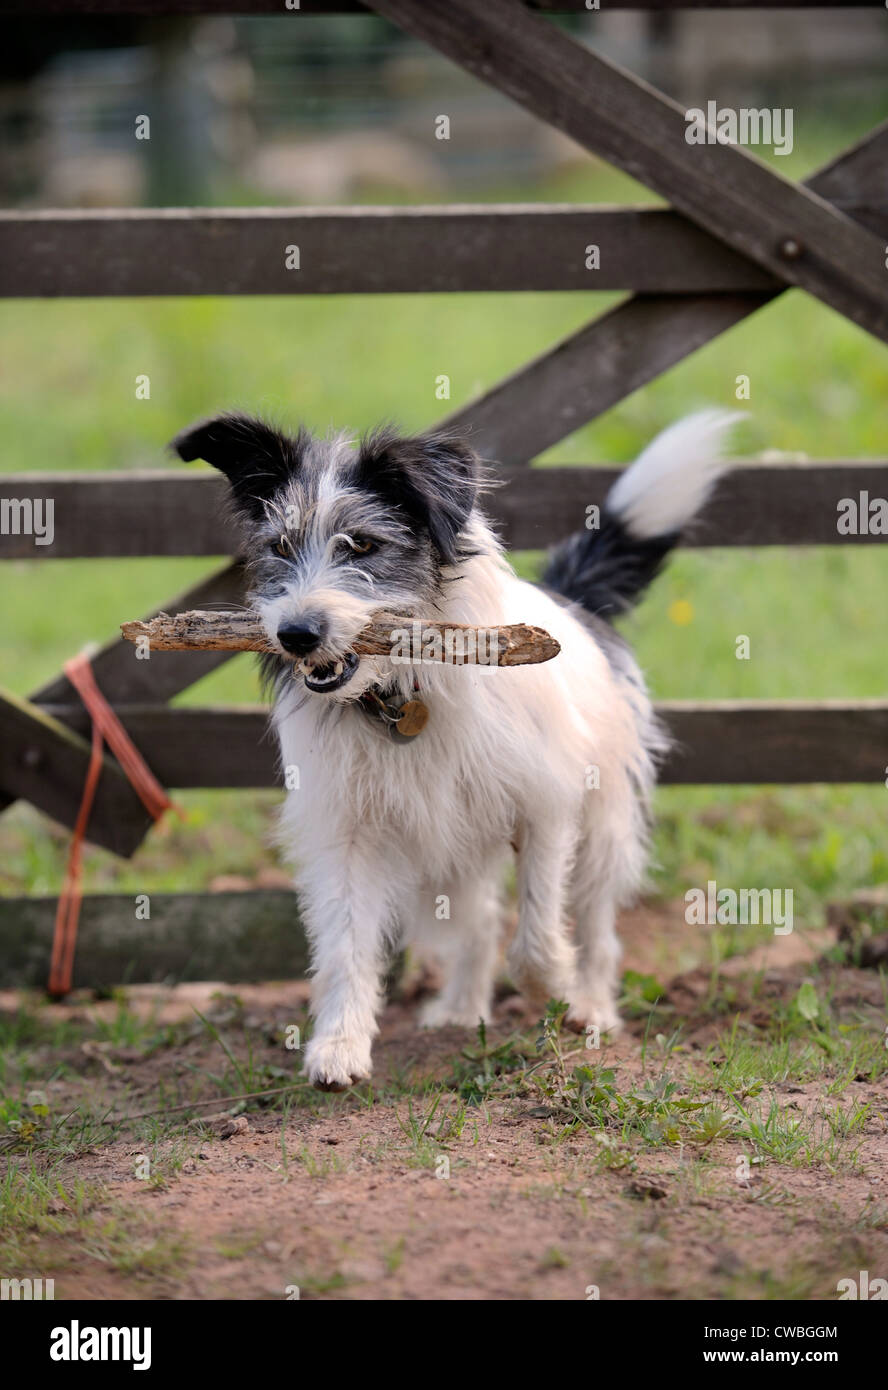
[668, 599, 694, 627]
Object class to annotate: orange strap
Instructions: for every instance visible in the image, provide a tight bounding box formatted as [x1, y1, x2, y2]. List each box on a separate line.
[48, 654, 184, 998]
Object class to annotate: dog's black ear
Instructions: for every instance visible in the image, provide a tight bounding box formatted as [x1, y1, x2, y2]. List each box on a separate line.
[171, 413, 305, 520]
[355, 429, 479, 562]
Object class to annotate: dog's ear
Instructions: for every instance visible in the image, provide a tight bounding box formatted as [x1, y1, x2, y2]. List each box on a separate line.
[171, 413, 304, 520]
[356, 429, 479, 562]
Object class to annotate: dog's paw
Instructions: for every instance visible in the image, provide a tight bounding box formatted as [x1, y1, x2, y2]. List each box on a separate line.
[419, 997, 491, 1030]
[564, 994, 623, 1038]
[303, 1035, 372, 1091]
[506, 946, 575, 1013]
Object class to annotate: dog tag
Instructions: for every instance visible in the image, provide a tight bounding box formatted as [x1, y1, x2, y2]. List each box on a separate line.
[394, 700, 429, 738]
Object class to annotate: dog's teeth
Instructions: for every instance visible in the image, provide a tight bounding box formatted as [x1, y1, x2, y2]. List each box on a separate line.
[333, 661, 343, 676]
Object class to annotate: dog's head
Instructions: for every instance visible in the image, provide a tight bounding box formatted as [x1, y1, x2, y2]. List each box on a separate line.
[172, 413, 480, 698]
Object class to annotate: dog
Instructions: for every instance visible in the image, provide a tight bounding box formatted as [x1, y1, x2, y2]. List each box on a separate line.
[173, 409, 736, 1089]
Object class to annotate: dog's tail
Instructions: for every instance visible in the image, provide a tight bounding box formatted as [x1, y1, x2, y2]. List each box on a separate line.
[542, 410, 740, 622]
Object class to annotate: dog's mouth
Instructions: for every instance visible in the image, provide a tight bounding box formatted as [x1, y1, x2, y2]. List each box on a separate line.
[301, 651, 359, 694]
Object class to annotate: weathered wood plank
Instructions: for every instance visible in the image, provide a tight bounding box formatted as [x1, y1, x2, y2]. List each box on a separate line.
[5, 462, 886, 557]
[0, 891, 307, 989]
[0, 688, 153, 856]
[493, 460, 888, 549]
[0, 207, 785, 298]
[39, 701, 888, 787]
[659, 700, 888, 786]
[372, 0, 888, 343]
[0, 473, 238, 561]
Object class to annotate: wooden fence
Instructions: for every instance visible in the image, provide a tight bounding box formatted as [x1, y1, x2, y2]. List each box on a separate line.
[1, 0, 886, 986]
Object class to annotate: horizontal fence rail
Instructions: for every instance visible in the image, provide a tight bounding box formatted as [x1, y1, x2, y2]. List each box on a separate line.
[36, 701, 888, 789]
[2, 206, 885, 300]
[2, 463, 887, 557]
[0, 207, 782, 298]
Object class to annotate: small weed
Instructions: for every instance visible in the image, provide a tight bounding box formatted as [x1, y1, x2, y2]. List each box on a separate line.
[540, 1246, 570, 1269]
[384, 1237, 406, 1274]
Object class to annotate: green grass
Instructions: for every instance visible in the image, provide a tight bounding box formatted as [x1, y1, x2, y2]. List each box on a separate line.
[0, 1162, 186, 1280]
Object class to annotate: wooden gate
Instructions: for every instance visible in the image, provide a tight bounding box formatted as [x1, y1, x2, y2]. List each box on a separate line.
[1, 0, 886, 985]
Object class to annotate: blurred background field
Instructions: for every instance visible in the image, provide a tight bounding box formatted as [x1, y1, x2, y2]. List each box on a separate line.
[1, 9, 886, 922]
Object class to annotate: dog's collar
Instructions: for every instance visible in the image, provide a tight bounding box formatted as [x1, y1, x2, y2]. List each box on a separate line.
[357, 678, 429, 742]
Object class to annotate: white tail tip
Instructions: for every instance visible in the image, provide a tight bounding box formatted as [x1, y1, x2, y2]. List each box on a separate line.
[607, 410, 743, 540]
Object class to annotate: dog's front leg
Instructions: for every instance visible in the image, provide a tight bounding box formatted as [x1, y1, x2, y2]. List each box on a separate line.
[298, 839, 393, 1091]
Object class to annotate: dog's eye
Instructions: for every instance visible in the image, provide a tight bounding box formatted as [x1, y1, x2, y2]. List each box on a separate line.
[349, 536, 377, 556]
[272, 535, 290, 559]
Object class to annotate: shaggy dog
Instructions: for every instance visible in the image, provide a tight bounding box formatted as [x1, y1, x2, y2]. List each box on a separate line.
[173, 410, 735, 1089]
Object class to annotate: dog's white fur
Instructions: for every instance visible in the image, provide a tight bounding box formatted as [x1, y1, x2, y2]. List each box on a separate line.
[256, 411, 737, 1089]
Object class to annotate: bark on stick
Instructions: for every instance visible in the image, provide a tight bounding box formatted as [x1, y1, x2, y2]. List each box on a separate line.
[121, 610, 560, 667]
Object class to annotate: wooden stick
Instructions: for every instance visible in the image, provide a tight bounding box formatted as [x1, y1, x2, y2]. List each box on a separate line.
[121, 610, 560, 667]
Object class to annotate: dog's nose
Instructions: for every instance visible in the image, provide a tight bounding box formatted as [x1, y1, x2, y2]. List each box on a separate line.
[277, 621, 324, 656]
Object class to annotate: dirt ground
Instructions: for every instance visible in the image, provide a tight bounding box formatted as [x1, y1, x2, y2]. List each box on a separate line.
[2, 903, 887, 1302]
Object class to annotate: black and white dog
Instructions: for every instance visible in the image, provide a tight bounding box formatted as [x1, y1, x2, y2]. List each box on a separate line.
[173, 410, 735, 1088]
